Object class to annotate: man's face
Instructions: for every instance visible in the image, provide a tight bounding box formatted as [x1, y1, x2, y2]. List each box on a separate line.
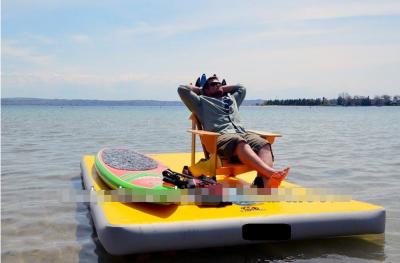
[204, 80, 223, 97]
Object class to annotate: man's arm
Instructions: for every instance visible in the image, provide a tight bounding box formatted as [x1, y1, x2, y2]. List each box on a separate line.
[222, 85, 246, 107]
[221, 85, 238, 94]
[177, 85, 202, 114]
[188, 85, 202, 95]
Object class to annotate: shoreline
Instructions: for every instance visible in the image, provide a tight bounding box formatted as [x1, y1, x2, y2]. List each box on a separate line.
[2, 98, 399, 107]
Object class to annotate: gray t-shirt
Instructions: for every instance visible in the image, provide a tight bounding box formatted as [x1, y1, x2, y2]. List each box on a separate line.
[177, 85, 247, 134]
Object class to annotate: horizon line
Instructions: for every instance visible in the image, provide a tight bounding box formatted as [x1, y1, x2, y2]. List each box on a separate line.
[2, 94, 399, 101]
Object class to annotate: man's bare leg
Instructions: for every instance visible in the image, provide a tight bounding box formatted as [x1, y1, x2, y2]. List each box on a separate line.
[257, 143, 274, 168]
[255, 144, 289, 187]
[234, 142, 289, 182]
[255, 144, 274, 186]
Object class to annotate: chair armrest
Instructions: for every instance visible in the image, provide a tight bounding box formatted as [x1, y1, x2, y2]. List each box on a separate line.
[187, 130, 220, 137]
[247, 129, 282, 137]
[247, 129, 282, 144]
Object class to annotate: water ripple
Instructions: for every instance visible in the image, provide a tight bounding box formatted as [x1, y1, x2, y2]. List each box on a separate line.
[2, 105, 399, 262]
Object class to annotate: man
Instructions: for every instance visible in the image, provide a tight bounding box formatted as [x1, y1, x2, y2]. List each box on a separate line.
[178, 75, 289, 187]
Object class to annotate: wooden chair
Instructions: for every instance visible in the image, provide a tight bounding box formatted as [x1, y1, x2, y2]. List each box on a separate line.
[188, 113, 282, 177]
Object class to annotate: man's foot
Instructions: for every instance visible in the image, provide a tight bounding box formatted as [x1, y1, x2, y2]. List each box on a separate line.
[266, 167, 290, 188]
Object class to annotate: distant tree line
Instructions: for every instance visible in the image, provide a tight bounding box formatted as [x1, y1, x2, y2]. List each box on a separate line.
[259, 93, 400, 106]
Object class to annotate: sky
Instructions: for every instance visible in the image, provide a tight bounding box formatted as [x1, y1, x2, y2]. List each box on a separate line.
[2, 0, 400, 100]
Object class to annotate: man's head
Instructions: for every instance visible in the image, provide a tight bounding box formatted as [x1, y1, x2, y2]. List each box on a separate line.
[203, 75, 223, 97]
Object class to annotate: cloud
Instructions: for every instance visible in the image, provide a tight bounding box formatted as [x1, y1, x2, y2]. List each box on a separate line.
[3, 1, 400, 99]
[3, 41, 53, 65]
[290, 1, 400, 21]
[3, 41, 399, 99]
[69, 34, 91, 44]
[248, 1, 400, 22]
[108, 1, 400, 50]
[115, 21, 206, 39]
[3, 71, 150, 86]
[24, 33, 55, 45]
[2, 70, 187, 99]
[62, 72, 150, 85]
[184, 42, 400, 98]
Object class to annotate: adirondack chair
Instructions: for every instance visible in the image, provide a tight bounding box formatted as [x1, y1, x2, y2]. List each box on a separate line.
[188, 113, 282, 177]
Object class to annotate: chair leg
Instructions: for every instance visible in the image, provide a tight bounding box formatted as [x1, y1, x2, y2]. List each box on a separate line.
[210, 154, 217, 176]
[191, 133, 196, 166]
[191, 120, 196, 166]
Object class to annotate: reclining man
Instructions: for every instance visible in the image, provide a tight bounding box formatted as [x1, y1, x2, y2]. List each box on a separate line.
[178, 75, 289, 188]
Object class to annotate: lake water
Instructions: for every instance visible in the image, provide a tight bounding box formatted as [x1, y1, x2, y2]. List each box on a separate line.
[1, 105, 399, 262]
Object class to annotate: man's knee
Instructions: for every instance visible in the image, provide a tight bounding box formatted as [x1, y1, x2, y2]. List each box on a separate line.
[258, 143, 274, 162]
[234, 140, 248, 154]
[259, 143, 272, 153]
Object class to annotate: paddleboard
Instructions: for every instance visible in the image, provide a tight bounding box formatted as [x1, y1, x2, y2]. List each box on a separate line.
[95, 148, 168, 191]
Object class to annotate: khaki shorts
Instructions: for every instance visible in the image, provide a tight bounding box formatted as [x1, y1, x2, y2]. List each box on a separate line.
[216, 132, 274, 162]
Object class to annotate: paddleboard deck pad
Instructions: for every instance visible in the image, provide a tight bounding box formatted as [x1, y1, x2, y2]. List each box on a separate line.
[95, 148, 168, 191]
[81, 153, 385, 255]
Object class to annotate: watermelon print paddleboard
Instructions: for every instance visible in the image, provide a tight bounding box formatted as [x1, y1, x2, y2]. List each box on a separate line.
[95, 148, 168, 191]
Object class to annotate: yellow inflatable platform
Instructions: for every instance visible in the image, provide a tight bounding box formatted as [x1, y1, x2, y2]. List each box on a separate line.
[80, 153, 385, 255]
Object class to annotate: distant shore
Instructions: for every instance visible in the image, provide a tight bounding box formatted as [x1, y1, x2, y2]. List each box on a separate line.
[2, 96, 399, 106]
[1, 98, 263, 106]
[1, 98, 185, 106]
[259, 94, 399, 106]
